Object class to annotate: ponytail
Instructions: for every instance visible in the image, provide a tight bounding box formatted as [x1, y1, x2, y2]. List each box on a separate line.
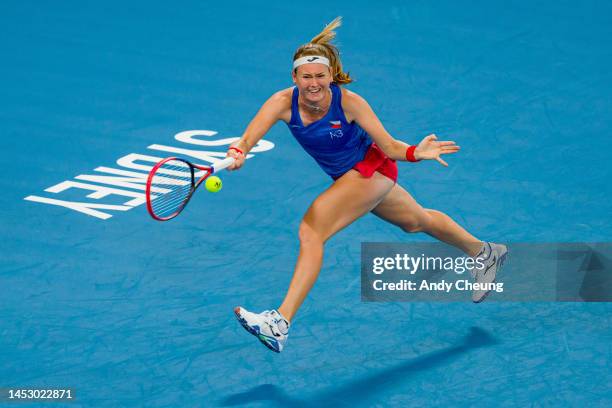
[292, 17, 353, 85]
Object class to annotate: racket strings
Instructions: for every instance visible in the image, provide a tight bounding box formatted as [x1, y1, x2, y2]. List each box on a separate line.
[149, 160, 201, 218]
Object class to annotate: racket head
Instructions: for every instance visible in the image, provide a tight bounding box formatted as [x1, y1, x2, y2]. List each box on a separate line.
[146, 157, 210, 221]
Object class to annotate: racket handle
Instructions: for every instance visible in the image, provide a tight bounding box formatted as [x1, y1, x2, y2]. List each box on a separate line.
[211, 157, 236, 173]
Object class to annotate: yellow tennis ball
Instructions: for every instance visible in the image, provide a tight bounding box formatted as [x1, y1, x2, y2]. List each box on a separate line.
[205, 176, 222, 193]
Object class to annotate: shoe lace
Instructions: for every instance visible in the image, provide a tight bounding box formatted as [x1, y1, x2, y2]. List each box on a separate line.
[470, 242, 494, 279]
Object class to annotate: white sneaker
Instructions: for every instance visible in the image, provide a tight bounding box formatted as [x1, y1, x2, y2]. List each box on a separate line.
[234, 307, 290, 353]
[470, 242, 508, 303]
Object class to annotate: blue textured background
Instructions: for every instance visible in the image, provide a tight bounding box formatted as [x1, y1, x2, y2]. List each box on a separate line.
[1, 1, 611, 406]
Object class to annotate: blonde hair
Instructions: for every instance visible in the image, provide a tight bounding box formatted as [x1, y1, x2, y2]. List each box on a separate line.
[292, 17, 353, 85]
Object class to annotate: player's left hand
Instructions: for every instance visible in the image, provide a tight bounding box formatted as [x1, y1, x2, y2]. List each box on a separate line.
[414, 134, 460, 167]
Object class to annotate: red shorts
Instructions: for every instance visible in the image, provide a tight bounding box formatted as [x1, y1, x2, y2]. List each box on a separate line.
[335, 143, 398, 182]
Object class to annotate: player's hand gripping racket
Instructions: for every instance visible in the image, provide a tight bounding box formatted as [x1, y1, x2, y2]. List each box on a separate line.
[145, 156, 235, 221]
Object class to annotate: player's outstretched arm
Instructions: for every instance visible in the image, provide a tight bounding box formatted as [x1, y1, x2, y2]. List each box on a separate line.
[342, 89, 460, 166]
[227, 90, 291, 170]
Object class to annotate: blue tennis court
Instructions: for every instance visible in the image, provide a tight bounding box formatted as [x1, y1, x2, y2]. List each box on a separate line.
[2, 1, 611, 406]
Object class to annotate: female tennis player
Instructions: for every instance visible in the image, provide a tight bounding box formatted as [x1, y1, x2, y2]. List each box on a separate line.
[228, 17, 507, 353]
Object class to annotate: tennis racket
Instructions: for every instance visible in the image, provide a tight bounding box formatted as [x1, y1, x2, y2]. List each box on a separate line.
[145, 156, 235, 221]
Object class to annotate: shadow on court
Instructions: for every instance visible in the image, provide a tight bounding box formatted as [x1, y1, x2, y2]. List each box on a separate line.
[219, 327, 498, 407]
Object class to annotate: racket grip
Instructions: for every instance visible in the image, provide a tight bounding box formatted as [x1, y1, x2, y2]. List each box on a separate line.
[211, 157, 236, 173]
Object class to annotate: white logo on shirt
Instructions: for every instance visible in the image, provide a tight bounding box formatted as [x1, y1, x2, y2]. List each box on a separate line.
[330, 130, 343, 139]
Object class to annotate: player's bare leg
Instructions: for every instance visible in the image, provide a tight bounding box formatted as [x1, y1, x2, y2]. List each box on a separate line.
[278, 170, 395, 321]
[371, 183, 483, 256]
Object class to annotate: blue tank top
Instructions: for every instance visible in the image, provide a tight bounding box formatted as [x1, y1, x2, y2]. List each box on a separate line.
[286, 83, 372, 178]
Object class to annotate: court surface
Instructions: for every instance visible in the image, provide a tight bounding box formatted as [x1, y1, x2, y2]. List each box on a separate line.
[1, 1, 611, 406]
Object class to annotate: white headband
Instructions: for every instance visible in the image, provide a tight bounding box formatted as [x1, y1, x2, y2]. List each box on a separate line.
[292, 55, 330, 70]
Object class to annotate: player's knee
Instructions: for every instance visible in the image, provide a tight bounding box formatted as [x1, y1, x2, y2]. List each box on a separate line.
[401, 218, 422, 233]
[400, 213, 432, 233]
[298, 221, 323, 245]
